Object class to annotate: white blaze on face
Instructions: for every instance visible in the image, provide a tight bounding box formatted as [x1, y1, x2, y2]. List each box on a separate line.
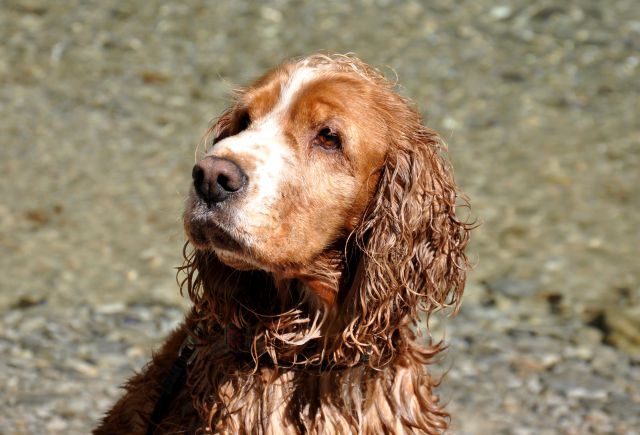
[208, 66, 319, 233]
[274, 65, 319, 114]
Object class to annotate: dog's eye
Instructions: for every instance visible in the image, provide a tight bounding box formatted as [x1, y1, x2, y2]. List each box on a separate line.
[237, 111, 251, 133]
[314, 128, 341, 151]
[210, 111, 250, 147]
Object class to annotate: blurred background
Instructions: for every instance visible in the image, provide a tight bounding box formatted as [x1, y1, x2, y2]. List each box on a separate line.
[1, 0, 638, 433]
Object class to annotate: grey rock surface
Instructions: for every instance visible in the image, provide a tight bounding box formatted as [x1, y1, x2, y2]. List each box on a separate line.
[1, 0, 639, 433]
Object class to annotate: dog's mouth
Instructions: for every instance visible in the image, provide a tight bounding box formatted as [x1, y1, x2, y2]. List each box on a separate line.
[184, 195, 245, 250]
[184, 194, 268, 271]
[189, 218, 243, 253]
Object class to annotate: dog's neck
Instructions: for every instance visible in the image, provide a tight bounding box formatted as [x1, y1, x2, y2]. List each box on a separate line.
[278, 247, 348, 306]
[189, 246, 368, 366]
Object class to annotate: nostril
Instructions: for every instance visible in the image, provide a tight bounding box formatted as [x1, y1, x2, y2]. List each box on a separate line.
[192, 164, 207, 198]
[192, 165, 204, 185]
[217, 172, 245, 193]
[217, 173, 231, 191]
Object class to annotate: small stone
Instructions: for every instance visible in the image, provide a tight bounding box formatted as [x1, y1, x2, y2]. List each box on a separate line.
[441, 117, 459, 131]
[70, 359, 98, 377]
[526, 376, 543, 394]
[126, 269, 139, 281]
[490, 6, 512, 20]
[503, 395, 521, 413]
[95, 302, 126, 314]
[126, 345, 145, 358]
[540, 353, 562, 368]
[484, 278, 539, 299]
[567, 387, 607, 401]
[573, 327, 602, 346]
[46, 416, 68, 432]
[563, 346, 593, 361]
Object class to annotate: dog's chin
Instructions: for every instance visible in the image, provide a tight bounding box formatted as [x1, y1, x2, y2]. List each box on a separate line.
[185, 219, 239, 250]
[214, 250, 260, 271]
[184, 203, 243, 250]
[184, 207, 264, 271]
[186, 226, 260, 271]
[184, 200, 321, 275]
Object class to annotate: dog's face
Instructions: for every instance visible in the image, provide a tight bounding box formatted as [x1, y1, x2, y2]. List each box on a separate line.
[184, 61, 390, 275]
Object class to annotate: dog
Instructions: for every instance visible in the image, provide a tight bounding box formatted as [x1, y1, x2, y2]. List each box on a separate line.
[95, 53, 471, 434]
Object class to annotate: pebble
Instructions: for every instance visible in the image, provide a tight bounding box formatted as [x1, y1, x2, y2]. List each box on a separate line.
[46, 417, 68, 432]
[490, 6, 512, 20]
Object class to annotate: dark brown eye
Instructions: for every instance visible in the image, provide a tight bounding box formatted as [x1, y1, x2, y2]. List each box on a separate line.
[237, 111, 251, 132]
[211, 111, 249, 146]
[314, 127, 341, 150]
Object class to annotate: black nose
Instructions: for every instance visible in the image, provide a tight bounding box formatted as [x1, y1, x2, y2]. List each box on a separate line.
[192, 156, 248, 203]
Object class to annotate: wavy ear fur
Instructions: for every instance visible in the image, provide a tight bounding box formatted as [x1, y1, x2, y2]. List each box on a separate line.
[345, 103, 471, 364]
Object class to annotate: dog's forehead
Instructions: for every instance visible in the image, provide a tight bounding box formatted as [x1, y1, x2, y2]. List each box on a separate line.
[246, 65, 375, 140]
[245, 64, 322, 121]
[235, 64, 387, 171]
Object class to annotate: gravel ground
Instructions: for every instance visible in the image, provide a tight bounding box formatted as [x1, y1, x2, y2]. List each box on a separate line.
[1, 0, 639, 433]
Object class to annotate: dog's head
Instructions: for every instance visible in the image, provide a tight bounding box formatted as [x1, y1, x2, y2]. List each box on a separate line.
[183, 54, 470, 359]
[185, 56, 389, 277]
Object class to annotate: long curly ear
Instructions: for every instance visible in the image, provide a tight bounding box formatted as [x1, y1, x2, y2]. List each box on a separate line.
[347, 118, 471, 362]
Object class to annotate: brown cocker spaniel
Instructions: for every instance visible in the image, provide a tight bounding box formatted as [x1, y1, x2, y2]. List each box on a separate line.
[95, 54, 471, 434]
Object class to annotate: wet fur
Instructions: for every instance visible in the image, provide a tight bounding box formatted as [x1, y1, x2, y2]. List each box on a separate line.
[95, 54, 471, 434]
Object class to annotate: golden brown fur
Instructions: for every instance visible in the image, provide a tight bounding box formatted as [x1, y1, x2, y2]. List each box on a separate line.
[95, 54, 471, 434]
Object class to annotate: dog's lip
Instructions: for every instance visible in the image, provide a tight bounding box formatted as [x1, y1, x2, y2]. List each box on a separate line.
[185, 203, 246, 253]
[188, 216, 271, 271]
[204, 222, 244, 252]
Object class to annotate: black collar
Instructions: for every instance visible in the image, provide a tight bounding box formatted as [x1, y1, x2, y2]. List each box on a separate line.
[145, 332, 199, 435]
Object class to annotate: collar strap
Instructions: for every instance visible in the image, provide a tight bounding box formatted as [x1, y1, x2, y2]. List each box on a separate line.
[146, 329, 199, 435]
[224, 323, 369, 371]
[224, 323, 253, 353]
